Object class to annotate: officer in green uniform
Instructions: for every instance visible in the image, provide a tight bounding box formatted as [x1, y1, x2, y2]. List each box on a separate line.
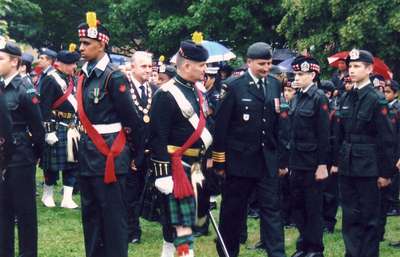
[332, 49, 395, 257]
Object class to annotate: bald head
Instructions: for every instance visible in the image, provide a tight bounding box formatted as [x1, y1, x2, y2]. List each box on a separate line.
[131, 51, 153, 83]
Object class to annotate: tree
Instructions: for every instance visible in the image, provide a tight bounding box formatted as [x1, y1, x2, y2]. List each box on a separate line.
[0, 0, 12, 35]
[277, 0, 400, 77]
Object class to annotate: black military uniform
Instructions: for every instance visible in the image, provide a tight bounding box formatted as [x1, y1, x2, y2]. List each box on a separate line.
[126, 69, 154, 244]
[36, 48, 56, 94]
[0, 90, 13, 170]
[150, 40, 212, 257]
[213, 42, 286, 257]
[334, 49, 395, 257]
[21, 53, 34, 86]
[39, 48, 81, 208]
[0, 41, 45, 257]
[77, 14, 143, 257]
[288, 56, 329, 257]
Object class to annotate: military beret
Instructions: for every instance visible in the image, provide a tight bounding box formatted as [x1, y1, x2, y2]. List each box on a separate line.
[270, 65, 283, 75]
[291, 55, 320, 74]
[178, 40, 209, 62]
[57, 50, 80, 64]
[389, 80, 400, 92]
[0, 38, 22, 57]
[346, 49, 374, 64]
[246, 42, 272, 60]
[159, 64, 176, 78]
[21, 53, 34, 63]
[320, 80, 335, 93]
[39, 47, 57, 59]
[78, 12, 110, 45]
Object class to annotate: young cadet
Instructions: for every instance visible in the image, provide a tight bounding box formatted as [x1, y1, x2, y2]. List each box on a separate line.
[76, 12, 143, 257]
[0, 39, 45, 257]
[288, 56, 330, 257]
[332, 49, 394, 257]
[39, 44, 81, 209]
[0, 88, 13, 171]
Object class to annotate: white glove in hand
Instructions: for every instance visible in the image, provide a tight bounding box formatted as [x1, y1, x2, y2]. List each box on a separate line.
[155, 176, 174, 195]
[45, 132, 59, 146]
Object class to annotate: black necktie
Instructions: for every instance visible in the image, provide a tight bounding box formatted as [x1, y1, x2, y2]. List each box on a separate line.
[0, 80, 5, 91]
[257, 79, 264, 96]
[140, 85, 148, 103]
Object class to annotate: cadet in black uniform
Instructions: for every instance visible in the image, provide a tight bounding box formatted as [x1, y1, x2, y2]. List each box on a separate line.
[0, 89, 13, 170]
[36, 48, 57, 93]
[39, 45, 81, 209]
[76, 12, 143, 257]
[19, 53, 34, 85]
[150, 39, 212, 257]
[332, 49, 394, 257]
[288, 56, 329, 257]
[0, 39, 45, 257]
[213, 42, 287, 257]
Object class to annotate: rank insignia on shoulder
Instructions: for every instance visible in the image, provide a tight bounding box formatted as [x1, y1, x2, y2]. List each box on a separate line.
[274, 98, 280, 113]
[32, 96, 39, 104]
[241, 98, 252, 102]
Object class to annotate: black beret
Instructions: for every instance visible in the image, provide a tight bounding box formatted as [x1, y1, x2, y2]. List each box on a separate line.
[178, 40, 209, 62]
[320, 80, 335, 93]
[21, 53, 34, 63]
[0, 39, 22, 57]
[346, 49, 374, 64]
[247, 42, 272, 60]
[389, 80, 400, 92]
[270, 65, 283, 75]
[39, 48, 57, 59]
[291, 55, 320, 73]
[78, 22, 110, 44]
[159, 64, 176, 78]
[57, 50, 80, 64]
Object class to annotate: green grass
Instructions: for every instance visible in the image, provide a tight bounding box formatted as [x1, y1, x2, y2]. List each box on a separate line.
[29, 173, 400, 257]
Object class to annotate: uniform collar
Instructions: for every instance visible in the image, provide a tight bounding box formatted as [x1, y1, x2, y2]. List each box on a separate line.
[3, 72, 19, 88]
[175, 74, 195, 90]
[301, 83, 317, 96]
[355, 79, 370, 90]
[130, 74, 148, 93]
[43, 66, 53, 74]
[82, 54, 110, 77]
[389, 99, 398, 108]
[355, 83, 372, 99]
[247, 69, 265, 86]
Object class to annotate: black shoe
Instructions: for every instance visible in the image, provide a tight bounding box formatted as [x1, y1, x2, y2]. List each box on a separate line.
[239, 235, 247, 244]
[193, 230, 209, 237]
[129, 237, 140, 244]
[210, 202, 217, 210]
[247, 208, 260, 219]
[387, 209, 400, 216]
[305, 252, 324, 257]
[389, 241, 400, 248]
[246, 241, 266, 251]
[291, 251, 307, 257]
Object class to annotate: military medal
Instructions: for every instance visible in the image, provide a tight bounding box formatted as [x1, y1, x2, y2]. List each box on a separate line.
[129, 75, 152, 123]
[93, 88, 100, 104]
[143, 115, 150, 123]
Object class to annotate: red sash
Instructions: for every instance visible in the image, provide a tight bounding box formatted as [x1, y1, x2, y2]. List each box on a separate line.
[52, 76, 74, 109]
[76, 74, 127, 184]
[170, 87, 206, 199]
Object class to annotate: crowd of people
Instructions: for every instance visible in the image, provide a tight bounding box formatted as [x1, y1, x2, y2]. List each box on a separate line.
[0, 11, 400, 257]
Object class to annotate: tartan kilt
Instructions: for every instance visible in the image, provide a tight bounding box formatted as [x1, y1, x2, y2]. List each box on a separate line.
[167, 162, 196, 227]
[41, 124, 78, 171]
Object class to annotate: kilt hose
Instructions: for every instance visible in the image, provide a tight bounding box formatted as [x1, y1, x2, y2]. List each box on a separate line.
[41, 123, 78, 172]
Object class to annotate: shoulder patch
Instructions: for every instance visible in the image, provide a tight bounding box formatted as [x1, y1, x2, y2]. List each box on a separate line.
[32, 96, 40, 104]
[119, 84, 127, 93]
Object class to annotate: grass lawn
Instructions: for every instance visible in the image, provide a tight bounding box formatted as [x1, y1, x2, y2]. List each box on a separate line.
[32, 173, 400, 257]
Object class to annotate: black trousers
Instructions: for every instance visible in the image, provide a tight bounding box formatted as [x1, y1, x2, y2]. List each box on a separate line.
[322, 172, 339, 230]
[217, 175, 285, 257]
[126, 169, 145, 241]
[388, 172, 400, 210]
[0, 165, 37, 257]
[280, 174, 293, 225]
[290, 169, 324, 253]
[378, 186, 390, 240]
[340, 176, 380, 257]
[79, 175, 128, 257]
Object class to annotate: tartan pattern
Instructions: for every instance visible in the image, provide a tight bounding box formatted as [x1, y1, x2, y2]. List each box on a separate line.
[41, 124, 78, 171]
[167, 166, 196, 226]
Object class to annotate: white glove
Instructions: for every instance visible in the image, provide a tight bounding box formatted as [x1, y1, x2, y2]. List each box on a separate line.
[155, 176, 174, 195]
[45, 132, 59, 146]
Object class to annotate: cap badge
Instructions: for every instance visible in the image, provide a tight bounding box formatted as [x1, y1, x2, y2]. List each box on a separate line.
[301, 61, 310, 72]
[349, 49, 360, 60]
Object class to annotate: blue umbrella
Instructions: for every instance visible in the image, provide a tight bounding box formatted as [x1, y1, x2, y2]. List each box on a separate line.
[171, 40, 236, 63]
[277, 56, 296, 73]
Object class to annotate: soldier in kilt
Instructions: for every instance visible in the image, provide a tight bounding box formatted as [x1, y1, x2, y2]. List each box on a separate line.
[150, 38, 212, 257]
[39, 45, 81, 209]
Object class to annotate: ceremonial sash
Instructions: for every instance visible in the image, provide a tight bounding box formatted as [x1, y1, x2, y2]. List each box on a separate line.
[162, 80, 211, 199]
[49, 71, 77, 111]
[76, 74, 127, 184]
